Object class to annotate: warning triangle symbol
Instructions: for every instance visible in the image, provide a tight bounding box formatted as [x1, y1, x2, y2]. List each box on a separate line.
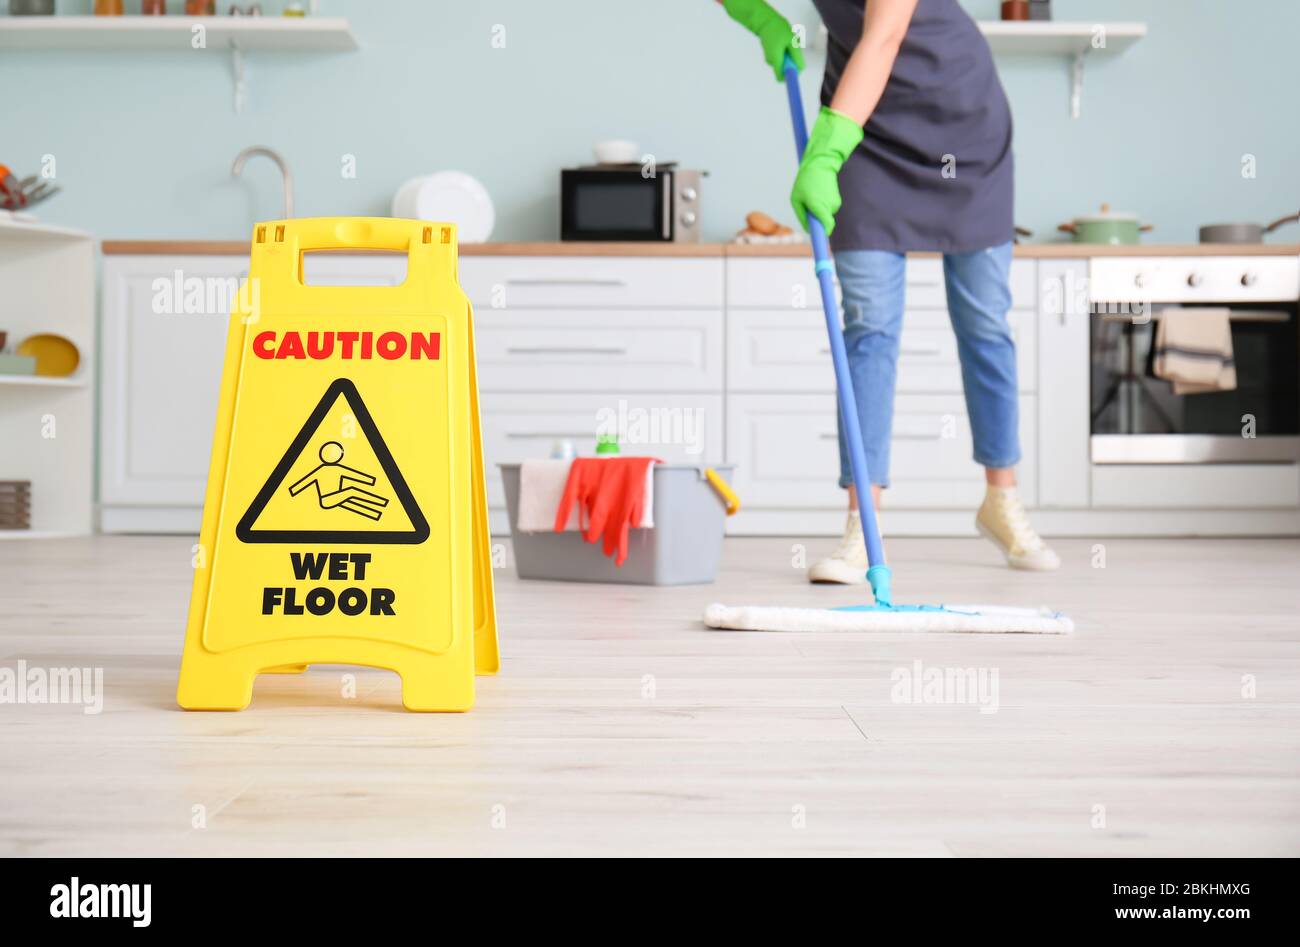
[236, 378, 430, 545]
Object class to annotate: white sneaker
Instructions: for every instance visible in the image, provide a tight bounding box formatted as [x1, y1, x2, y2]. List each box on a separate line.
[808, 511, 870, 584]
[975, 486, 1060, 571]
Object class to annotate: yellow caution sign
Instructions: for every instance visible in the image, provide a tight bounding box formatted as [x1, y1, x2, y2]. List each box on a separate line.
[177, 218, 498, 712]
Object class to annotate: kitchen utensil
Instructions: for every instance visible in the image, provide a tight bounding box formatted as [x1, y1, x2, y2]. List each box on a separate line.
[1001, 1, 1030, 21]
[593, 140, 640, 165]
[1058, 204, 1152, 245]
[16, 333, 79, 378]
[0, 164, 61, 211]
[1198, 212, 1300, 245]
[390, 172, 495, 243]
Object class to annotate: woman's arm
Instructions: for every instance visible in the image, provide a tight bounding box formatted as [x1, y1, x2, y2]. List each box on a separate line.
[717, 0, 805, 81]
[788, 0, 919, 234]
[829, 0, 920, 125]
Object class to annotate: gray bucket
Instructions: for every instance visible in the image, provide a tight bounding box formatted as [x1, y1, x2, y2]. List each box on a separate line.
[499, 463, 735, 585]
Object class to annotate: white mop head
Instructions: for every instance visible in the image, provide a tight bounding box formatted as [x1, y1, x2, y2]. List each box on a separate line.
[703, 603, 1073, 634]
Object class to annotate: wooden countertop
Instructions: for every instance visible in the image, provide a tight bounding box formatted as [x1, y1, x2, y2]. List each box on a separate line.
[100, 239, 1300, 258]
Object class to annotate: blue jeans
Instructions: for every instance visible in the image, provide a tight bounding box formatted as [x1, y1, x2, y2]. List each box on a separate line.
[834, 242, 1020, 489]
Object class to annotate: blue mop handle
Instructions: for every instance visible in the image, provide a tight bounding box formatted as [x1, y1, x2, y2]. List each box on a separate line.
[782, 54, 891, 604]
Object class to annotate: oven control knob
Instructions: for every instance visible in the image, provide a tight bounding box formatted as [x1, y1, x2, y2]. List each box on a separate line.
[1133, 272, 1147, 288]
[680, 187, 698, 202]
[1187, 272, 1204, 288]
[679, 211, 697, 227]
[1241, 272, 1258, 287]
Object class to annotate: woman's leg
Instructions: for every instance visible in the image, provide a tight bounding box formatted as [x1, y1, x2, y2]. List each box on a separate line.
[943, 242, 1058, 570]
[809, 249, 905, 584]
[835, 249, 907, 498]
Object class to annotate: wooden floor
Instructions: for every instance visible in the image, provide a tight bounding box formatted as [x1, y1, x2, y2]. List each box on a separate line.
[1, 534, 1298, 857]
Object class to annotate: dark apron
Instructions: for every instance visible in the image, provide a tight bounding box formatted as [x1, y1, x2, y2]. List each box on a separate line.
[811, 0, 1014, 253]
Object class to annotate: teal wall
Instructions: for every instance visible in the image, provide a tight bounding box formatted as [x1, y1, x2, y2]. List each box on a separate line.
[5, 0, 1298, 245]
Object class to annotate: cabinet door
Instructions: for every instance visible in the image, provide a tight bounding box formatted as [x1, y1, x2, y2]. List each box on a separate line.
[726, 393, 1037, 510]
[100, 256, 245, 506]
[1036, 259, 1091, 507]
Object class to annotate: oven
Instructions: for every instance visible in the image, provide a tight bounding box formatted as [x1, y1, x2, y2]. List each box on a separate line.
[1088, 256, 1300, 463]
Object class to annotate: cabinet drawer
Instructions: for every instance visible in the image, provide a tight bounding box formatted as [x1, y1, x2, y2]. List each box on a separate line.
[475, 310, 722, 392]
[1091, 464, 1300, 508]
[727, 257, 1035, 310]
[480, 393, 724, 509]
[726, 393, 1036, 509]
[459, 257, 723, 308]
[726, 308, 1036, 393]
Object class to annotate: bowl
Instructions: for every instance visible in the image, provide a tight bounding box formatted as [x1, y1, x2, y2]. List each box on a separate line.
[16, 332, 79, 377]
[593, 140, 640, 165]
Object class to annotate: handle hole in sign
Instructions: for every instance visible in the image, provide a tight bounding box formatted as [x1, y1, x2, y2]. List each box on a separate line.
[298, 249, 409, 287]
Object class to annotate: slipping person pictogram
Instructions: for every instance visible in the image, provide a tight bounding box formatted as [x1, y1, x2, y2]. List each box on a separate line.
[237, 378, 429, 545]
[289, 441, 390, 521]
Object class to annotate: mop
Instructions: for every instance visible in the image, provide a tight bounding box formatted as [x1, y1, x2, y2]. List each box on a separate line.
[704, 55, 1073, 635]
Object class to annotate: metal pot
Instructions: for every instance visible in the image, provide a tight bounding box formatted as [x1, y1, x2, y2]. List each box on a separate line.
[1057, 204, 1153, 245]
[1199, 212, 1300, 244]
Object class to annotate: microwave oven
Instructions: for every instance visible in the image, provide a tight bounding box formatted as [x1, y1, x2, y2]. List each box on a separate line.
[560, 165, 704, 242]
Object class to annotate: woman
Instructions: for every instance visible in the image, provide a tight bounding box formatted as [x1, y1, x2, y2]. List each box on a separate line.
[721, 0, 1059, 580]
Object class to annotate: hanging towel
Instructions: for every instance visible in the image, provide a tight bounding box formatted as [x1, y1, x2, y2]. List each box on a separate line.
[1152, 307, 1237, 395]
[516, 459, 655, 532]
[553, 457, 660, 566]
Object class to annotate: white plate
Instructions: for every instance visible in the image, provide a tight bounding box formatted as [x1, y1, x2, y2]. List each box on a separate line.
[391, 171, 495, 243]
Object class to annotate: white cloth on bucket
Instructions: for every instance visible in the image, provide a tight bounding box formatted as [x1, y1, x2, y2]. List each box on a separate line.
[516, 458, 655, 532]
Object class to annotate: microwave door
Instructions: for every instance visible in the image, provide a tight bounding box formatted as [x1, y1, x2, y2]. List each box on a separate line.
[562, 171, 667, 241]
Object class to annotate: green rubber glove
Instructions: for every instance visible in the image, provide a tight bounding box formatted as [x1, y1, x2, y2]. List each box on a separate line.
[790, 107, 864, 235]
[723, 0, 805, 81]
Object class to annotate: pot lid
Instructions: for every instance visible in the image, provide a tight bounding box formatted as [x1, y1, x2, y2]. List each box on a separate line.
[1075, 202, 1139, 222]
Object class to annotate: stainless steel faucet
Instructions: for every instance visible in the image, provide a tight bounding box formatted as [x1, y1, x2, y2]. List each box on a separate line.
[231, 146, 294, 219]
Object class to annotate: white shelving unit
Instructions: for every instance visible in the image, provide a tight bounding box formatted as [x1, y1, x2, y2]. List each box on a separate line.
[0, 16, 358, 112]
[979, 21, 1147, 118]
[0, 217, 95, 539]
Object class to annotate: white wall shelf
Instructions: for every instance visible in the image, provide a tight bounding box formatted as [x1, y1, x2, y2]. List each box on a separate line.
[0, 375, 89, 390]
[0, 16, 358, 112]
[0, 219, 95, 539]
[979, 21, 1147, 118]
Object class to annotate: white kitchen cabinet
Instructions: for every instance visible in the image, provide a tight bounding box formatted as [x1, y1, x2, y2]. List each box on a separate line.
[726, 307, 1036, 395]
[726, 393, 1038, 515]
[726, 256, 1037, 311]
[100, 255, 242, 531]
[1035, 259, 1091, 508]
[459, 256, 723, 309]
[474, 309, 723, 393]
[1092, 465, 1299, 509]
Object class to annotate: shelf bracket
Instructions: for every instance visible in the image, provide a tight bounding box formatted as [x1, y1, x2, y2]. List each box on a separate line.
[231, 40, 246, 114]
[1069, 48, 1087, 119]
